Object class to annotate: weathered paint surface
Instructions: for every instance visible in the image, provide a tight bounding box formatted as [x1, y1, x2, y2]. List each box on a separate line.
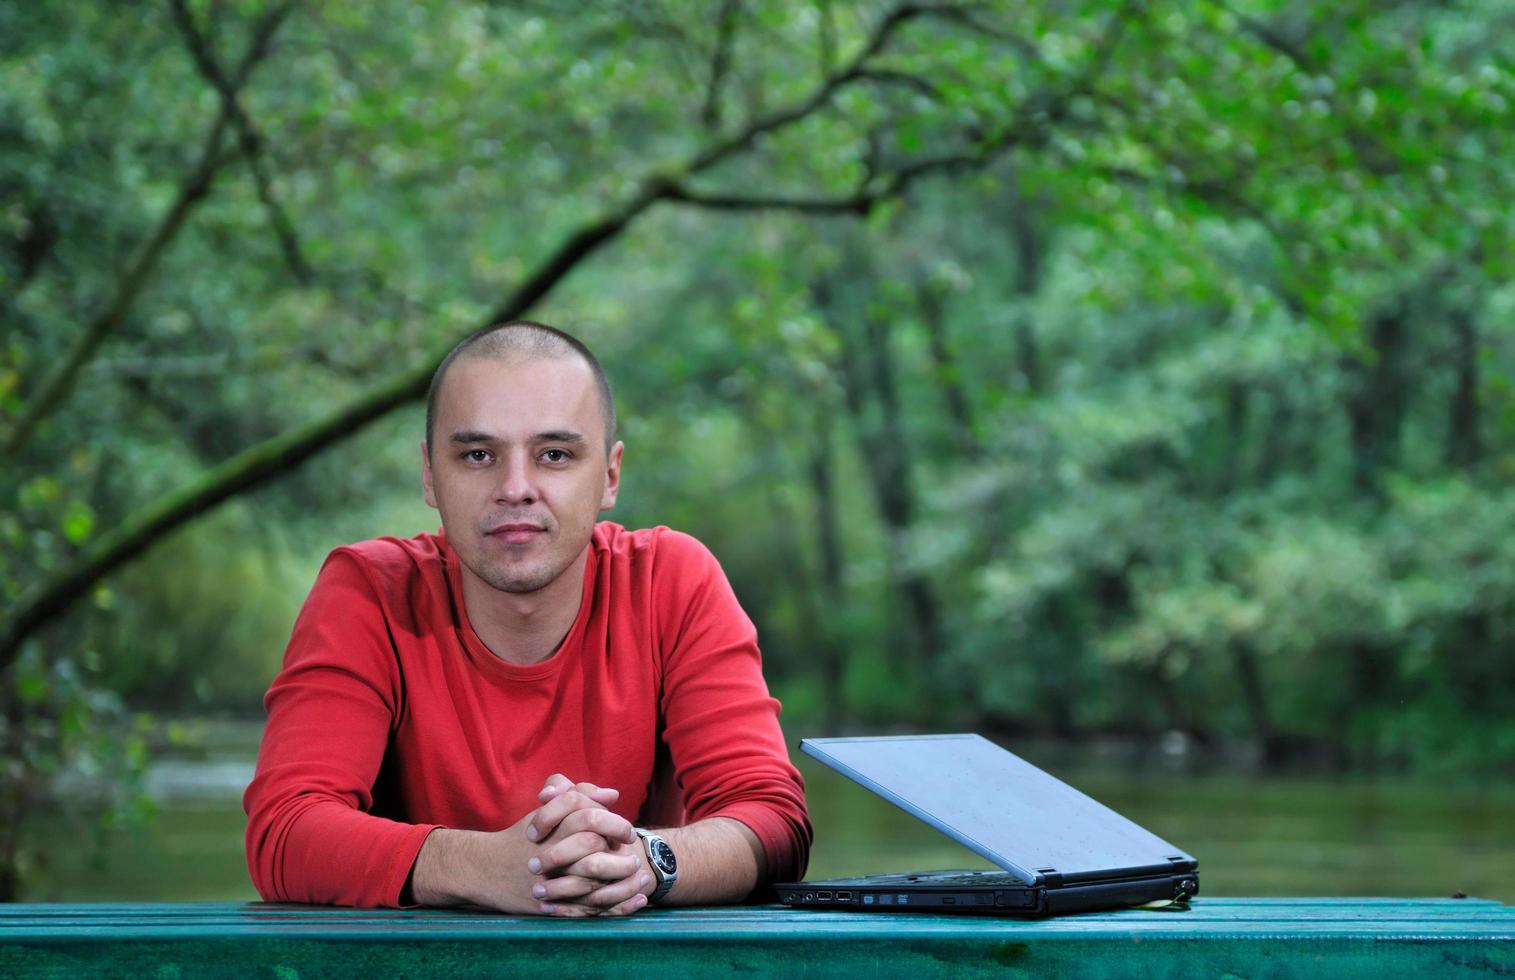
[1, 898, 1511, 978]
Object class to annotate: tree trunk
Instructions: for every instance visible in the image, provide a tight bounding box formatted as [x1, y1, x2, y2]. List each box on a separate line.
[916, 281, 979, 454]
[1446, 306, 1482, 469]
[1219, 380, 1249, 493]
[807, 410, 848, 721]
[0, 688, 31, 903]
[1231, 643, 1286, 767]
[1344, 304, 1409, 499]
[1007, 173, 1045, 393]
[1148, 659, 1211, 745]
[1256, 386, 1294, 482]
[860, 311, 943, 672]
[824, 289, 943, 679]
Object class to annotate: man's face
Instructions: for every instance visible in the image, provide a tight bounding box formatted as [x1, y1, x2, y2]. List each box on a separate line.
[421, 354, 621, 597]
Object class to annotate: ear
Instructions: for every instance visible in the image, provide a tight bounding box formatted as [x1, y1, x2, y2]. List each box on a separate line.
[600, 440, 623, 511]
[421, 440, 438, 509]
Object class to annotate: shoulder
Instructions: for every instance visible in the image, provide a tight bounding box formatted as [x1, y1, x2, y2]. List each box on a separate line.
[592, 522, 722, 579]
[333, 531, 446, 567]
[592, 523, 749, 648]
[318, 532, 448, 597]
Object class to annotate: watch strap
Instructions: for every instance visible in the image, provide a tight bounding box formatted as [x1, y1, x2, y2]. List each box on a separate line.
[635, 828, 677, 903]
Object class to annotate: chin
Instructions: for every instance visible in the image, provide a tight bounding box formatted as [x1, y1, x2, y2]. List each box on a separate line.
[481, 564, 558, 595]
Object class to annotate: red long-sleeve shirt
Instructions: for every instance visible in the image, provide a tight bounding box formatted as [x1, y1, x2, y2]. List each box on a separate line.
[244, 523, 810, 907]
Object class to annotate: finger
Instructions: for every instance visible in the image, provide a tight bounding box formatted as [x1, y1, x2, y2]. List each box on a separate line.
[556, 806, 636, 845]
[537, 900, 601, 918]
[577, 870, 652, 910]
[526, 789, 604, 842]
[537, 773, 575, 803]
[531, 875, 600, 903]
[559, 848, 641, 883]
[598, 892, 651, 917]
[531, 830, 609, 876]
[578, 781, 620, 805]
[539, 778, 620, 807]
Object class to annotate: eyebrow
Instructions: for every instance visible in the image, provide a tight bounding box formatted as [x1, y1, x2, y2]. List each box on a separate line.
[535, 430, 588, 446]
[448, 430, 588, 445]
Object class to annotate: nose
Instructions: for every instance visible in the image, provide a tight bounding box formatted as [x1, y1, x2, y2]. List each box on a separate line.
[494, 449, 539, 506]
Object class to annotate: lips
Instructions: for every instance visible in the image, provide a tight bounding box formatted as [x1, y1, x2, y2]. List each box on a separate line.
[485, 521, 548, 544]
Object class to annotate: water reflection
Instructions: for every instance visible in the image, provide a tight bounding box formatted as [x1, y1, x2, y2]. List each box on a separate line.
[797, 742, 1515, 903]
[23, 733, 1515, 903]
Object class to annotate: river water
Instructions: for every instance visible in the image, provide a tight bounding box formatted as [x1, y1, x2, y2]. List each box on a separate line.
[22, 734, 1514, 903]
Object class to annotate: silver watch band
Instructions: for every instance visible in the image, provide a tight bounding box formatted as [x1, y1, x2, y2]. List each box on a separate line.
[635, 828, 677, 903]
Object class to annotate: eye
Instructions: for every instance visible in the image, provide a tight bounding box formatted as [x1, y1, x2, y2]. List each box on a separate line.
[540, 448, 571, 464]
[461, 449, 493, 464]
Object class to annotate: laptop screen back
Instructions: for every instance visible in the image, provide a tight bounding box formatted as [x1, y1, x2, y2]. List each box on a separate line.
[802, 734, 1195, 885]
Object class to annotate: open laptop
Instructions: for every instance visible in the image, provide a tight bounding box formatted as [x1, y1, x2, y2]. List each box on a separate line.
[774, 734, 1199, 916]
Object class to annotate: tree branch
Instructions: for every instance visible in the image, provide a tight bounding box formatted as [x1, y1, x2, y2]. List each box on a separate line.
[1087, 161, 1309, 315]
[170, 0, 313, 285]
[854, 67, 943, 99]
[683, 2, 935, 174]
[0, 0, 1122, 670]
[913, 3, 1043, 61]
[701, 0, 742, 131]
[816, 0, 837, 78]
[663, 187, 872, 215]
[0, 1, 294, 461]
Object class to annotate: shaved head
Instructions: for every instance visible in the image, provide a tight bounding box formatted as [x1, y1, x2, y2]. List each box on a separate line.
[425, 321, 617, 455]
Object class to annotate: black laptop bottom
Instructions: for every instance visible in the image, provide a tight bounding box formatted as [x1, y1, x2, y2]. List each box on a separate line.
[775, 869, 1199, 917]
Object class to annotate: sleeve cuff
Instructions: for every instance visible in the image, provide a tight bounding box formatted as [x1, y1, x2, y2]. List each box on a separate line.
[386, 823, 444, 908]
[708, 802, 809, 884]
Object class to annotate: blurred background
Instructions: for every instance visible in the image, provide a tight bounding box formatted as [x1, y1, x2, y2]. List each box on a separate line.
[2, 0, 1512, 904]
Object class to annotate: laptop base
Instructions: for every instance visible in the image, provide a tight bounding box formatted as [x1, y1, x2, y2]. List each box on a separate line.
[775, 869, 1199, 917]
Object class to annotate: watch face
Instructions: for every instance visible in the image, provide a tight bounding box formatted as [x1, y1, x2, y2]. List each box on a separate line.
[649, 837, 677, 875]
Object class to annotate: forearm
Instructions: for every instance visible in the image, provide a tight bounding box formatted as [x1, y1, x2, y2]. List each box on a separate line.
[408, 828, 505, 910]
[655, 817, 765, 906]
[244, 782, 438, 907]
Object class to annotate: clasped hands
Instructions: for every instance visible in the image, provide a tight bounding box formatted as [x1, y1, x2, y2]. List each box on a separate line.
[518, 772, 654, 917]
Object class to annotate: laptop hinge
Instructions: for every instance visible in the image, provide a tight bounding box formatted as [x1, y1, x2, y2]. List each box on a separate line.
[1034, 867, 1063, 889]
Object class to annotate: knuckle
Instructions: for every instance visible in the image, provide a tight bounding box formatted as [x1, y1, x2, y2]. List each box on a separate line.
[585, 888, 620, 908]
[576, 831, 608, 853]
[556, 877, 592, 898]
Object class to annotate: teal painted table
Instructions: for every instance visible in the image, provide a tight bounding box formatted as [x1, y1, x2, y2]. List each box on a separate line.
[2, 898, 1511, 977]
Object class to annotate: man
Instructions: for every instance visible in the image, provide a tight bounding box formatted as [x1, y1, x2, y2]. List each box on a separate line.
[244, 321, 811, 916]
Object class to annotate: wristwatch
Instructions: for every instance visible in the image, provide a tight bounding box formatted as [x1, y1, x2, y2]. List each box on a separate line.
[635, 828, 678, 903]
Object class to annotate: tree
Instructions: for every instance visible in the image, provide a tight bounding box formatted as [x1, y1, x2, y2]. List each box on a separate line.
[3, 0, 1514, 900]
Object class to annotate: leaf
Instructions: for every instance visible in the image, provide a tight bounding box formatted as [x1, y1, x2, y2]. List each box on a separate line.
[62, 501, 94, 544]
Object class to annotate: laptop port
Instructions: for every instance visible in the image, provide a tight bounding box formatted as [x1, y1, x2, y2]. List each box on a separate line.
[817, 891, 833, 901]
[803, 892, 815, 903]
[836, 891, 853, 902]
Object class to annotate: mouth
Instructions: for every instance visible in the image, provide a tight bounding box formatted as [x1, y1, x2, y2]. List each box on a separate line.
[485, 522, 549, 545]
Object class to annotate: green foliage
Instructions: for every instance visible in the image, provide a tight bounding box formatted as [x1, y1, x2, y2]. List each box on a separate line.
[0, 644, 155, 900]
[3, 0, 1515, 897]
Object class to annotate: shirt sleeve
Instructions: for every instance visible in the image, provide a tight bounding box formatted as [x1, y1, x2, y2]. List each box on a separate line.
[243, 548, 439, 907]
[653, 530, 813, 883]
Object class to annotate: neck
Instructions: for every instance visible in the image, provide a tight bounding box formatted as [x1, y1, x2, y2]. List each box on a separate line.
[459, 548, 589, 666]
